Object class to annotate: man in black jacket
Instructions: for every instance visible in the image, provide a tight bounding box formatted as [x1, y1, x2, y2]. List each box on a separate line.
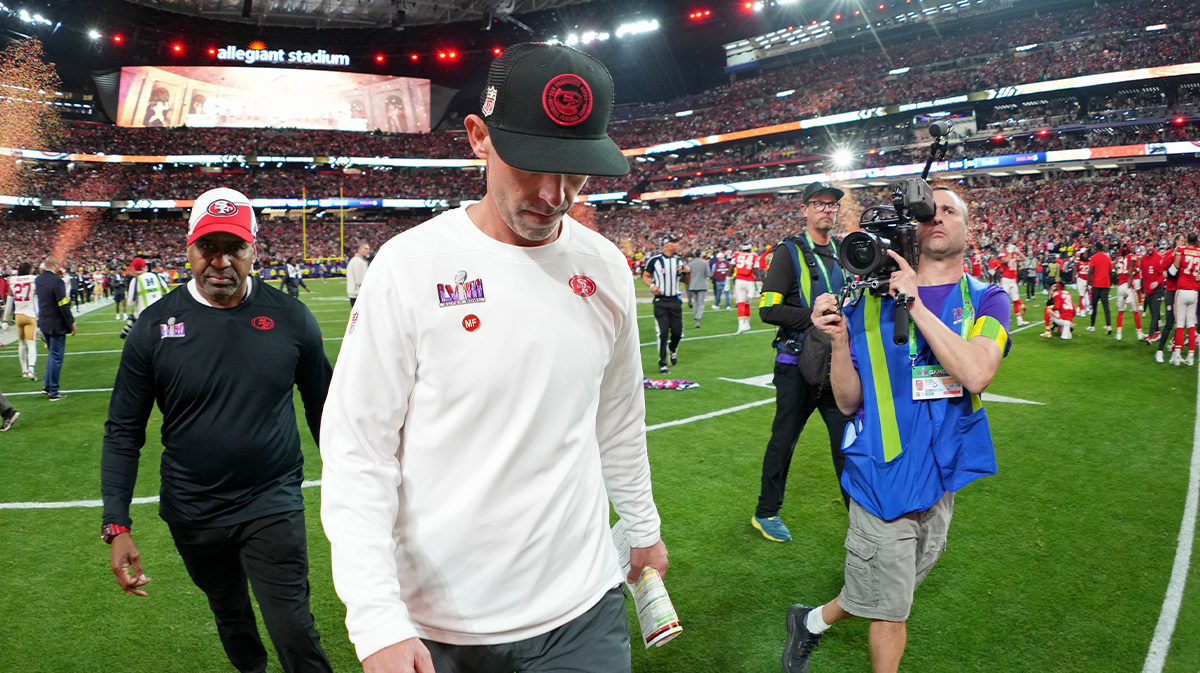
[100, 188, 335, 673]
[35, 256, 75, 401]
[752, 182, 853, 544]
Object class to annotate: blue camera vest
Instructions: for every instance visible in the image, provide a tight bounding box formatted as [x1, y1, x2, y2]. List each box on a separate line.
[839, 275, 1011, 520]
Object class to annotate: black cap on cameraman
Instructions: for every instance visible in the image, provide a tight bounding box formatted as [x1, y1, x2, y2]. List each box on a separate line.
[803, 181, 845, 202]
[478, 42, 630, 177]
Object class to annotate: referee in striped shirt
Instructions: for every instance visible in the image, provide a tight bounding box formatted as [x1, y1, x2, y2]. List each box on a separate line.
[642, 237, 690, 373]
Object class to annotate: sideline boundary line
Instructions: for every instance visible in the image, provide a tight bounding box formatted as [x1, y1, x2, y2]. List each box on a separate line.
[1142, 361, 1200, 672]
[0, 397, 776, 510]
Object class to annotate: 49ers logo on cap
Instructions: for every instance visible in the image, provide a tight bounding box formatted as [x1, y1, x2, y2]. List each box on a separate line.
[542, 74, 592, 127]
[568, 275, 597, 297]
[207, 199, 238, 217]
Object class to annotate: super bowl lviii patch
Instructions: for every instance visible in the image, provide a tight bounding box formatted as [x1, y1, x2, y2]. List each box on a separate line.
[160, 317, 185, 339]
[438, 270, 486, 308]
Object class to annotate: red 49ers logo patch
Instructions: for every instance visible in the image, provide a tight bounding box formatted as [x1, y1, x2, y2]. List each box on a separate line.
[207, 199, 238, 216]
[251, 316, 275, 330]
[568, 275, 597, 297]
[542, 74, 593, 127]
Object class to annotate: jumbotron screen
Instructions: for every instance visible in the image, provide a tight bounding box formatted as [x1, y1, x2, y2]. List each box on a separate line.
[116, 66, 430, 133]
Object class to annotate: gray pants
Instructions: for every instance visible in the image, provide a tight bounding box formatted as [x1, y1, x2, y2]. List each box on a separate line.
[0, 388, 12, 420]
[687, 290, 707, 323]
[423, 585, 630, 673]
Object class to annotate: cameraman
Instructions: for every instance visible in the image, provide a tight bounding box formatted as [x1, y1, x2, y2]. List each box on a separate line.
[752, 182, 852, 544]
[781, 187, 1012, 673]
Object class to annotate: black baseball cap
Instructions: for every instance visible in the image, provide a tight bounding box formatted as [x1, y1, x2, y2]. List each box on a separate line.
[803, 181, 845, 201]
[478, 43, 630, 177]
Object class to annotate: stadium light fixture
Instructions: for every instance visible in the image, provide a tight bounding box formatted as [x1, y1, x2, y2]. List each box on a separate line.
[855, 10, 861, 14]
[688, 9, 713, 19]
[112, 34, 123, 43]
[493, 47, 502, 55]
[208, 47, 216, 55]
[752, 2, 764, 10]
[834, 14, 842, 20]
[376, 54, 385, 62]
[1175, 116, 1186, 124]
[615, 20, 659, 38]
[172, 44, 183, 53]
[88, 29, 101, 40]
[833, 149, 855, 167]
[449, 51, 458, 59]
[776, 89, 795, 97]
[411, 53, 420, 60]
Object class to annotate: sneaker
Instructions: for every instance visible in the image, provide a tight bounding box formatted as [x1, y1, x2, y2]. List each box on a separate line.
[1156, 350, 1165, 363]
[1150, 331, 1161, 343]
[1115, 330, 1122, 341]
[669, 350, 678, 366]
[48, 393, 67, 401]
[694, 321, 701, 329]
[751, 515, 791, 542]
[1016, 318, 1029, 326]
[1039, 331, 1052, 338]
[782, 604, 823, 673]
[1105, 326, 1112, 335]
[658, 363, 669, 374]
[1170, 351, 1184, 366]
[1189, 353, 1196, 367]
[0, 411, 18, 432]
[1137, 331, 1146, 341]
[41, 388, 48, 396]
[115, 314, 123, 320]
[1086, 326, 1095, 332]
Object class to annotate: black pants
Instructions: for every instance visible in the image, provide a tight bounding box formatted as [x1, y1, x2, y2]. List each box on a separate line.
[757, 361, 852, 517]
[423, 585, 630, 673]
[168, 511, 333, 673]
[653, 297, 683, 366]
[1090, 287, 1111, 327]
[1148, 286, 1166, 336]
[1159, 290, 1177, 352]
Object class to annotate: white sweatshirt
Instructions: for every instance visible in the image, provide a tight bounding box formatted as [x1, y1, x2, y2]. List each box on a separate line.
[345, 255, 368, 298]
[320, 207, 661, 661]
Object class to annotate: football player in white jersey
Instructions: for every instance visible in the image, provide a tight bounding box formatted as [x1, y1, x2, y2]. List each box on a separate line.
[3, 263, 39, 379]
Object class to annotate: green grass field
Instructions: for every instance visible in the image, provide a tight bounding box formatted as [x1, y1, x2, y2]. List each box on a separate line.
[0, 279, 1197, 672]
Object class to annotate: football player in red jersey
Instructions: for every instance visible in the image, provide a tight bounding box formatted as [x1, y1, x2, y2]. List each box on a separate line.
[1000, 243, 1028, 325]
[1156, 235, 1186, 363]
[1114, 245, 1144, 341]
[1170, 232, 1200, 366]
[1142, 238, 1167, 344]
[1041, 280, 1076, 340]
[1074, 250, 1091, 316]
[732, 244, 759, 333]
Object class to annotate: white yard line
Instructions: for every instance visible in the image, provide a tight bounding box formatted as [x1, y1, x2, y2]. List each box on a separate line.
[0, 349, 123, 359]
[1142, 361, 1200, 672]
[0, 396, 777, 509]
[640, 328, 771, 348]
[6, 387, 114, 397]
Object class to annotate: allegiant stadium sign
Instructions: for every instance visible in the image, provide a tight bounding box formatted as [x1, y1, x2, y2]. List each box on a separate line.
[217, 45, 351, 67]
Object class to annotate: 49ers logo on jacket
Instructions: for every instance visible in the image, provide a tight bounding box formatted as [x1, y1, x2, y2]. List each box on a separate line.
[568, 275, 597, 297]
[207, 199, 239, 216]
[251, 316, 275, 330]
[542, 75, 592, 126]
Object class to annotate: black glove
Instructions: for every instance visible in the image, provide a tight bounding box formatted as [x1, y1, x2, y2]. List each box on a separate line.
[119, 317, 136, 340]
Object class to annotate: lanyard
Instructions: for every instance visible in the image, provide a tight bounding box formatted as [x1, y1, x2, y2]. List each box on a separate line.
[909, 278, 975, 364]
[805, 232, 847, 291]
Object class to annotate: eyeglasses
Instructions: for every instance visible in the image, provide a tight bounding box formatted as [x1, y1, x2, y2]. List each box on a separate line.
[805, 201, 841, 213]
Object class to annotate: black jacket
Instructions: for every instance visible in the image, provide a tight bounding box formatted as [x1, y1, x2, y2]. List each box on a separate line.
[35, 270, 74, 335]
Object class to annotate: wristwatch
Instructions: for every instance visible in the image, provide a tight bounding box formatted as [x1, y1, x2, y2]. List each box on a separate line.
[101, 523, 131, 544]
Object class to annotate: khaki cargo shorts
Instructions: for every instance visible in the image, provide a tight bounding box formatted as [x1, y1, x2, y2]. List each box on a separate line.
[839, 491, 954, 622]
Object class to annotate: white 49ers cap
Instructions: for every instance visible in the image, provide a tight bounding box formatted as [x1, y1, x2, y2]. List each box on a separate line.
[188, 188, 257, 246]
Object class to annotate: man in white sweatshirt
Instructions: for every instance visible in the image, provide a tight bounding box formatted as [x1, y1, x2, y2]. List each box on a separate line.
[346, 243, 370, 307]
[320, 43, 666, 673]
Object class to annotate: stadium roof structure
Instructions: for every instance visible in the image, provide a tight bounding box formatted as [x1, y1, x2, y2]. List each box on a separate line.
[119, 0, 599, 28]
